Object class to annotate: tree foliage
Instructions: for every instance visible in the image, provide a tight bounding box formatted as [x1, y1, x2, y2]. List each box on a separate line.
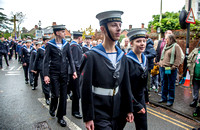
[0, 8, 12, 31]
[81, 25, 95, 40]
[148, 11, 181, 33]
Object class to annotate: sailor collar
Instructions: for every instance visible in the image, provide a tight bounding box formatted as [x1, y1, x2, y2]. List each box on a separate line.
[91, 43, 124, 63]
[126, 50, 147, 70]
[83, 44, 93, 49]
[47, 38, 68, 49]
[39, 45, 45, 51]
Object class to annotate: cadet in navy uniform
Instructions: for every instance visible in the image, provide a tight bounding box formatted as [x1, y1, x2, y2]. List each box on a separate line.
[80, 10, 134, 130]
[125, 29, 149, 130]
[33, 36, 51, 105]
[0, 36, 9, 69]
[68, 32, 83, 119]
[82, 35, 92, 53]
[30, 41, 42, 90]
[21, 40, 32, 84]
[43, 25, 77, 127]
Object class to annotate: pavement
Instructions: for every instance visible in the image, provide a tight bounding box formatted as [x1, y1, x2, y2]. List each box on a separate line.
[149, 84, 200, 123]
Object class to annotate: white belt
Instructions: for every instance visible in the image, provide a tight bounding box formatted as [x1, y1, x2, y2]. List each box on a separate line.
[92, 86, 119, 96]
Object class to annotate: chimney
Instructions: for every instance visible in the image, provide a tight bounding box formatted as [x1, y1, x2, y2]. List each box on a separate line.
[35, 25, 38, 29]
[141, 23, 144, 29]
[129, 25, 132, 30]
[52, 22, 57, 26]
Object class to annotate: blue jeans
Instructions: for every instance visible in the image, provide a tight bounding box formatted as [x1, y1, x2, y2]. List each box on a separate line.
[160, 67, 177, 103]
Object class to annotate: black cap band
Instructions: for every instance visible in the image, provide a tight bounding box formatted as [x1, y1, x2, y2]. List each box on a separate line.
[130, 34, 146, 41]
[100, 17, 122, 25]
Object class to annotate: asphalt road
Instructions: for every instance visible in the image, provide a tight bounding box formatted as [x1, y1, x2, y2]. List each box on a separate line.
[0, 58, 199, 130]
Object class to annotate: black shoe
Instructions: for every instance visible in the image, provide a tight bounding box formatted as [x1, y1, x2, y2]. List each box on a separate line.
[32, 86, 36, 90]
[190, 100, 198, 107]
[72, 113, 82, 119]
[193, 106, 200, 117]
[158, 100, 167, 103]
[49, 110, 55, 117]
[166, 102, 173, 107]
[57, 118, 66, 127]
[25, 81, 29, 84]
[46, 99, 50, 105]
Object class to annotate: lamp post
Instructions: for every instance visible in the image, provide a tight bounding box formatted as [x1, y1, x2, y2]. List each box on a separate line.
[158, 0, 162, 40]
[38, 20, 41, 30]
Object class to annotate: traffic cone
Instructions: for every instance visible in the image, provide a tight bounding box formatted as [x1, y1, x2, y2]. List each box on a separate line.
[183, 69, 190, 87]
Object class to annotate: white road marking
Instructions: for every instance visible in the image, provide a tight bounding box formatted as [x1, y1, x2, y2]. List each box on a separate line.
[7, 71, 21, 74]
[5, 73, 21, 76]
[9, 66, 15, 70]
[17, 66, 22, 70]
[38, 98, 82, 130]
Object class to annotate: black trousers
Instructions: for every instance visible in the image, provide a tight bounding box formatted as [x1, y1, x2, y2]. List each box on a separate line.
[23, 63, 29, 81]
[9, 49, 13, 60]
[33, 72, 39, 87]
[39, 70, 50, 99]
[68, 74, 81, 114]
[94, 118, 119, 130]
[0, 53, 9, 67]
[29, 72, 34, 85]
[50, 73, 68, 118]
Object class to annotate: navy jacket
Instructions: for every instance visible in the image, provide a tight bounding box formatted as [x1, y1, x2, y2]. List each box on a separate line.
[0, 41, 9, 54]
[43, 39, 76, 76]
[143, 38, 156, 71]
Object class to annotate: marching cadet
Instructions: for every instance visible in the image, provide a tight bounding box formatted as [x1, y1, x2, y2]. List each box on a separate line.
[29, 42, 36, 86]
[125, 29, 149, 130]
[68, 32, 83, 119]
[21, 40, 32, 84]
[30, 41, 42, 90]
[43, 25, 77, 127]
[82, 35, 92, 53]
[33, 36, 51, 105]
[80, 10, 134, 130]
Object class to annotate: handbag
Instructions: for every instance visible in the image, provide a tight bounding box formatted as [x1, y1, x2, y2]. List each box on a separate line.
[165, 67, 171, 74]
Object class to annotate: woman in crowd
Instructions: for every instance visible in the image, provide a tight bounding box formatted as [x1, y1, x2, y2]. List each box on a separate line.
[121, 38, 131, 54]
[158, 34, 182, 107]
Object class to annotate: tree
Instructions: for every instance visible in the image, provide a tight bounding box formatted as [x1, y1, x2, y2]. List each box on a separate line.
[0, 8, 12, 32]
[148, 11, 181, 33]
[81, 25, 95, 40]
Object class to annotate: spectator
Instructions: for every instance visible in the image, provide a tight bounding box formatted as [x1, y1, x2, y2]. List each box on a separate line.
[187, 42, 200, 108]
[156, 30, 173, 96]
[143, 33, 156, 91]
[121, 38, 131, 54]
[158, 34, 182, 107]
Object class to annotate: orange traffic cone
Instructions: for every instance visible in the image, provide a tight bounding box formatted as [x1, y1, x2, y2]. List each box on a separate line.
[183, 69, 190, 87]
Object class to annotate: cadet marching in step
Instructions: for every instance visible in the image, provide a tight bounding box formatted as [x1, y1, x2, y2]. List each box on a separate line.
[0, 10, 153, 130]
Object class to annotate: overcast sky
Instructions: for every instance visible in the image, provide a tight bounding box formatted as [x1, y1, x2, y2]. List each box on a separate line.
[0, 0, 185, 32]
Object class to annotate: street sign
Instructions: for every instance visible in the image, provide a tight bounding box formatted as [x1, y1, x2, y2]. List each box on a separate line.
[35, 30, 44, 39]
[186, 8, 196, 24]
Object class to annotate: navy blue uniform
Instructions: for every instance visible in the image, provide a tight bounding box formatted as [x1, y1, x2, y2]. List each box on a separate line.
[68, 41, 83, 115]
[80, 44, 133, 129]
[21, 46, 32, 82]
[43, 39, 76, 118]
[33, 45, 50, 99]
[126, 50, 149, 130]
[0, 41, 9, 67]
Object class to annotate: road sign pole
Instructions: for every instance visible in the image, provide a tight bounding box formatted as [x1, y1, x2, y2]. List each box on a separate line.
[183, 0, 191, 77]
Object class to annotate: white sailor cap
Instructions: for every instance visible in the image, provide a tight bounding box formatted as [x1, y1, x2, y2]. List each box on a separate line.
[37, 41, 43, 45]
[127, 29, 147, 41]
[42, 36, 50, 40]
[52, 25, 65, 32]
[26, 40, 32, 43]
[96, 10, 123, 25]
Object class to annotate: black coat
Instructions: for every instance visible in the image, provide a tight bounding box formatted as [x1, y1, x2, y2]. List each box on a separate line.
[21, 46, 32, 64]
[43, 39, 76, 76]
[0, 41, 9, 54]
[33, 46, 45, 71]
[80, 44, 133, 122]
[69, 41, 83, 74]
[126, 51, 149, 112]
[29, 49, 37, 71]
